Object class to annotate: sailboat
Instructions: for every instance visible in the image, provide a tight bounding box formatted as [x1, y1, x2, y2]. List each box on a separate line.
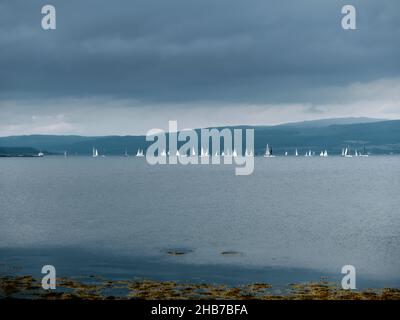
[285, 151, 288, 156]
[124, 148, 129, 157]
[320, 150, 328, 157]
[344, 147, 352, 158]
[355, 150, 358, 157]
[245, 149, 253, 157]
[264, 144, 275, 157]
[359, 146, 369, 157]
[192, 148, 196, 156]
[136, 149, 144, 157]
[92, 148, 99, 158]
[64, 151, 68, 158]
[37, 151, 44, 157]
[232, 149, 238, 157]
[244, 149, 253, 157]
[295, 149, 298, 157]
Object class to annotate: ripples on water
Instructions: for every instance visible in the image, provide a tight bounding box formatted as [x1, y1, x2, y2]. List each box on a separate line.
[0, 156, 399, 287]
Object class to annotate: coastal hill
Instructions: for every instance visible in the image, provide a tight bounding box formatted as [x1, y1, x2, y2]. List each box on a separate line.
[0, 118, 399, 156]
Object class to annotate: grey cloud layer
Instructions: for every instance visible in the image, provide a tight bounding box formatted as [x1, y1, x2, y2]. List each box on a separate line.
[1, 0, 399, 104]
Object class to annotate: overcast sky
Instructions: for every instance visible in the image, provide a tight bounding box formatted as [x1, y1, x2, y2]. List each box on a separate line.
[0, 0, 399, 136]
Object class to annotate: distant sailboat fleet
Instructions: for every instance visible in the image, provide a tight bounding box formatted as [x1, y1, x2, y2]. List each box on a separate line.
[86, 145, 370, 158]
[341, 146, 368, 157]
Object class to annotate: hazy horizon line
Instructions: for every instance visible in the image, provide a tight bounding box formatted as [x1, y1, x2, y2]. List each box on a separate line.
[0, 116, 394, 138]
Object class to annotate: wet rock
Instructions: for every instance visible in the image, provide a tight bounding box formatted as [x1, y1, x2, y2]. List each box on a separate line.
[165, 248, 193, 256]
[221, 250, 241, 255]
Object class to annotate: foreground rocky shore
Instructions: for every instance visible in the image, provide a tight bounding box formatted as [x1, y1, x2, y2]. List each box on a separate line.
[1, 275, 399, 300]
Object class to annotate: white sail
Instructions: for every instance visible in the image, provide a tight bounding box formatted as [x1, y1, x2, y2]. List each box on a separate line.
[192, 148, 196, 156]
[264, 144, 275, 157]
[295, 149, 298, 157]
[93, 148, 98, 157]
[324, 150, 328, 157]
[136, 149, 144, 157]
[264, 144, 270, 157]
[232, 149, 238, 157]
[245, 149, 253, 157]
[161, 150, 166, 157]
[344, 147, 352, 158]
[285, 151, 288, 156]
[360, 147, 369, 157]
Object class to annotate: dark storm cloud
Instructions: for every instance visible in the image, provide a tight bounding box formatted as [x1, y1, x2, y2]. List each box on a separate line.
[1, 0, 399, 104]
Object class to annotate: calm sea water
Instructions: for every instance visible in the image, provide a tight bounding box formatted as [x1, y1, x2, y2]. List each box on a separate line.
[1, 156, 399, 288]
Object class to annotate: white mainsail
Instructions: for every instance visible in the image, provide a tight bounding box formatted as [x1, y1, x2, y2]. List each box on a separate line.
[344, 147, 352, 158]
[93, 148, 98, 158]
[264, 144, 271, 157]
